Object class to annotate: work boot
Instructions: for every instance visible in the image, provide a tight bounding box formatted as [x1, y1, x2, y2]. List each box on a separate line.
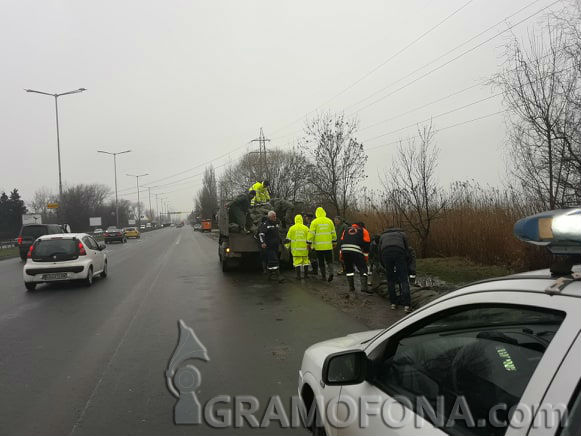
[328, 264, 334, 282]
[347, 276, 355, 292]
[367, 272, 373, 286]
[276, 270, 285, 283]
[295, 267, 301, 280]
[361, 275, 372, 293]
[302, 266, 308, 279]
[320, 266, 326, 281]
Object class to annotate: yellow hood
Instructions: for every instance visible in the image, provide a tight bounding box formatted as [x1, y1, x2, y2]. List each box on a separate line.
[315, 207, 326, 218]
[294, 214, 303, 225]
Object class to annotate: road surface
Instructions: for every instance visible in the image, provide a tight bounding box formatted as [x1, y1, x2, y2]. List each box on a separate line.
[0, 228, 369, 435]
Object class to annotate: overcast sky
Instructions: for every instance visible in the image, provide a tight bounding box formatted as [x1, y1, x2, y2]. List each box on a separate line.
[0, 0, 559, 215]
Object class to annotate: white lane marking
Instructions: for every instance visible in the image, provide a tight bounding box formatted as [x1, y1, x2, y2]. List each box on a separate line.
[175, 234, 182, 245]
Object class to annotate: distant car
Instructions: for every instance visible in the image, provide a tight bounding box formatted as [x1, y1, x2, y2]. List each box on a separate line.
[123, 227, 140, 239]
[177, 222, 184, 228]
[140, 224, 146, 230]
[146, 223, 152, 229]
[17, 224, 67, 260]
[193, 224, 202, 231]
[23, 233, 107, 291]
[93, 228, 103, 235]
[103, 227, 127, 244]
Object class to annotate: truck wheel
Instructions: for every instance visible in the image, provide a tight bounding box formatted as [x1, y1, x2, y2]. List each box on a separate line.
[25, 283, 36, 292]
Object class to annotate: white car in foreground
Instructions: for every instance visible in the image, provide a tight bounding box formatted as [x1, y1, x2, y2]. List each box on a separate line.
[23, 233, 108, 291]
[298, 209, 581, 436]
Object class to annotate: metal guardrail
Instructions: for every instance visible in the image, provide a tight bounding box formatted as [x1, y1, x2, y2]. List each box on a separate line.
[0, 239, 17, 249]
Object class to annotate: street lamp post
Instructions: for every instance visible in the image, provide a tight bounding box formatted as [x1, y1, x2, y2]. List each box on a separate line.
[25, 88, 87, 202]
[127, 173, 148, 227]
[98, 149, 131, 227]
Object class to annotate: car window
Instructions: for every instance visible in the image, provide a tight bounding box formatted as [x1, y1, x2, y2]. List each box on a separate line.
[559, 382, 581, 436]
[33, 239, 78, 260]
[88, 236, 100, 249]
[371, 304, 565, 436]
[82, 236, 97, 250]
[21, 225, 49, 239]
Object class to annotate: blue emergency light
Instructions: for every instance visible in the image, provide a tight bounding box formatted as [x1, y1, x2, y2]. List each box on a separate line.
[514, 208, 581, 255]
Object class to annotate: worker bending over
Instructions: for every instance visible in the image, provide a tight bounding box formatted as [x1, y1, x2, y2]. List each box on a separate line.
[285, 214, 310, 280]
[249, 180, 271, 205]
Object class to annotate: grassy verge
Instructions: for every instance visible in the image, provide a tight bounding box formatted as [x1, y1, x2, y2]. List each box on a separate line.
[416, 257, 513, 285]
[0, 247, 19, 260]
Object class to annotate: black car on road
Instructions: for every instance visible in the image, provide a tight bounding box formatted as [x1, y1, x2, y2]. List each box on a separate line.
[17, 224, 68, 260]
[103, 227, 127, 244]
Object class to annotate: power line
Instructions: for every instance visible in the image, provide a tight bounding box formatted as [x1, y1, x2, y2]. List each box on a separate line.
[270, 0, 550, 142]
[361, 92, 502, 142]
[268, 0, 477, 137]
[366, 109, 507, 152]
[345, 0, 557, 116]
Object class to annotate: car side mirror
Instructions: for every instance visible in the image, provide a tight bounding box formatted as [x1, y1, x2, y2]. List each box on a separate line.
[322, 350, 368, 386]
[98, 242, 106, 250]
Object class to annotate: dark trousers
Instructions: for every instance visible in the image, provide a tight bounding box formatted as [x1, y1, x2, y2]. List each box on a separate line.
[381, 250, 410, 306]
[343, 251, 367, 276]
[316, 250, 333, 275]
[265, 245, 279, 270]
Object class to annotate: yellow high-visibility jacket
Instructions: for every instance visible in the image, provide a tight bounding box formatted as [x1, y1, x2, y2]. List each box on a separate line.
[285, 214, 309, 257]
[307, 207, 337, 251]
[249, 182, 270, 204]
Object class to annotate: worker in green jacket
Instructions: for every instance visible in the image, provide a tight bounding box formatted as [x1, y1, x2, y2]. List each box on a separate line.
[307, 207, 337, 282]
[285, 214, 310, 280]
[249, 181, 270, 205]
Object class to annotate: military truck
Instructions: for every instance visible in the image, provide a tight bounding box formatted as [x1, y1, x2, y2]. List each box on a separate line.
[217, 199, 260, 272]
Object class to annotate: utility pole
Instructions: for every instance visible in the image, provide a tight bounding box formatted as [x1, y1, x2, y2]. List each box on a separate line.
[250, 127, 270, 181]
[98, 149, 131, 227]
[127, 173, 148, 227]
[25, 87, 87, 206]
[147, 187, 152, 223]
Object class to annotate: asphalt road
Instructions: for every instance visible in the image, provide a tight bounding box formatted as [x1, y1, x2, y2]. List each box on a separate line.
[0, 228, 368, 435]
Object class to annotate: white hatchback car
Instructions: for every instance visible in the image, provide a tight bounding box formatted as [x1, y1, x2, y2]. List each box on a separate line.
[23, 233, 108, 291]
[298, 210, 581, 436]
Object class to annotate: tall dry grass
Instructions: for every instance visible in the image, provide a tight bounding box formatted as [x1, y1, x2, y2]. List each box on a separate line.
[352, 182, 550, 270]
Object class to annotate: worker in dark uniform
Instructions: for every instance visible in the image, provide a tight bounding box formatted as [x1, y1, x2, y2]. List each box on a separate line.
[340, 222, 372, 293]
[228, 190, 256, 231]
[303, 212, 318, 277]
[259, 210, 284, 283]
[255, 216, 268, 273]
[379, 227, 412, 313]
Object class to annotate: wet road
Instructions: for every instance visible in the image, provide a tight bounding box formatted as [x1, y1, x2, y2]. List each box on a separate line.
[0, 228, 368, 435]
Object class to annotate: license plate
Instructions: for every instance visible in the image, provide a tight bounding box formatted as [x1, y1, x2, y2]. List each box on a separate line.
[42, 272, 68, 280]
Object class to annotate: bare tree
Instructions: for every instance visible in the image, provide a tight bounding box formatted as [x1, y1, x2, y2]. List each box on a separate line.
[301, 112, 367, 216]
[219, 148, 312, 202]
[383, 123, 446, 257]
[491, 10, 581, 209]
[195, 166, 219, 220]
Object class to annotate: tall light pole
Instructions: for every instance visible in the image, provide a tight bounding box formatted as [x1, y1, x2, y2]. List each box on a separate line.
[25, 88, 87, 202]
[98, 149, 131, 227]
[127, 173, 148, 227]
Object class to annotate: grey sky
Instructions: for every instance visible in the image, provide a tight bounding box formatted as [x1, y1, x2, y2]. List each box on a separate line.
[0, 0, 557, 213]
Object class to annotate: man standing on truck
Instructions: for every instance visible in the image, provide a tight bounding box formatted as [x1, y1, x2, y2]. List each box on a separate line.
[285, 214, 310, 280]
[249, 181, 270, 206]
[307, 207, 337, 282]
[229, 190, 256, 231]
[259, 210, 284, 283]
